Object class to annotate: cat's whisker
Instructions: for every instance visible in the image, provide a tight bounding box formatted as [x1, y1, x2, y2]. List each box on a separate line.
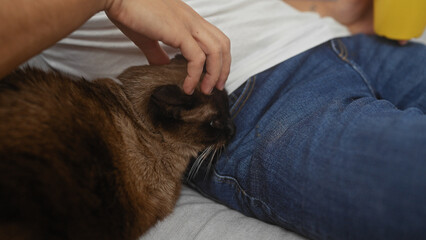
[204, 147, 218, 181]
[218, 146, 224, 158]
[187, 143, 227, 181]
[187, 145, 213, 180]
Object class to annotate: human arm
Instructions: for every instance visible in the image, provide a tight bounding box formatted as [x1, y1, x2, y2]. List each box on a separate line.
[0, 0, 106, 79]
[0, 0, 230, 95]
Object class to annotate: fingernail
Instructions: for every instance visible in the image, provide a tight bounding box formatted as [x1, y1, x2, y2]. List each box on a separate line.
[184, 86, 194, 95]
[183, 77, 194, 95]
[218, 82, 225, 91]
[187, 88, 194, 95]
[203, 87, 213, 95]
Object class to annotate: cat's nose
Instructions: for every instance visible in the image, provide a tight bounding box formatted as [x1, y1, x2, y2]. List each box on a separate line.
[226, 120, 236, 140]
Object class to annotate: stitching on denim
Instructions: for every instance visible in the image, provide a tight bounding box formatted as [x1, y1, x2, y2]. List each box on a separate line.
[212, 167, 324, 239]
[337, 38, 348, 61]
[231, 76, 256, 120]
[331, 39, 376, 96]
[210, 169, 299, 231]
[331, 39, 349, 63]
[228, 93, 238, 105]
[230, 78, 251, 114]
[230, 77, 255, 116]
[185, 176, 279, 227]
[212, 169, 274, 210]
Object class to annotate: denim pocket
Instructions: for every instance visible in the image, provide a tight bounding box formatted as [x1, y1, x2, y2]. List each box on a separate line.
[331, 39, 377, 97]
[228, 76, 256, 119]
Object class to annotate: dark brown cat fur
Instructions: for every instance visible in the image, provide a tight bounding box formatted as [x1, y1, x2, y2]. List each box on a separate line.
[0, 56, 235, 240]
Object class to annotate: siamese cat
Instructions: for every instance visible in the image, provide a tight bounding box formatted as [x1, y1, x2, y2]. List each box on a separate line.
[0, 56, 235, 240]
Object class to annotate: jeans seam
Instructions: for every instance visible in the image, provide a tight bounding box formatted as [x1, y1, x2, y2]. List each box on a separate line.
[210, 168, 316, 237]
[215, 77, 296, 229]
[331, 39, 376, 97]
[211, 168, 275, 213]
[230, 77, 256, 119]
[230, 79, 250, 114]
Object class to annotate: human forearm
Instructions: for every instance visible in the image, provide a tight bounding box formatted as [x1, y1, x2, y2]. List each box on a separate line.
[0, 0, 108, 78]
[1, 0, 231, 95]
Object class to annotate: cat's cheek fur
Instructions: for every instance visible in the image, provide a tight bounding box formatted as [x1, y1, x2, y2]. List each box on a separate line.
[108, 115, 185, 237]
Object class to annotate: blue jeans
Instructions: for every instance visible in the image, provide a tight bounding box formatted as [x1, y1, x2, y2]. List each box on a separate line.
[186, 35, 426, 240]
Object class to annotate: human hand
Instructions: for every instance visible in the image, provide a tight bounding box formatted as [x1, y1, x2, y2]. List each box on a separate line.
[105, 0, 231, 95]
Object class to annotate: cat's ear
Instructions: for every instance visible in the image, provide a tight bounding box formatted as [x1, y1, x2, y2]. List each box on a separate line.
[151, 85, 195, 107]
[150, 85, 196, 119]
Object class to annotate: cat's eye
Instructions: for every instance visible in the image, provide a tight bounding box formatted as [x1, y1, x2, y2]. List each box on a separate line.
[209, 114, 223, 129]
[209, 119, 223, 129]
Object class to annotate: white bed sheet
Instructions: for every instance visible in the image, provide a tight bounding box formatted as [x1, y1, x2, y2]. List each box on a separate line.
[142, 186, 305, 240]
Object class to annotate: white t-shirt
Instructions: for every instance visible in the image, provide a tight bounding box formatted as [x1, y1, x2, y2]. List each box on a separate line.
[26, 0, 350, 93]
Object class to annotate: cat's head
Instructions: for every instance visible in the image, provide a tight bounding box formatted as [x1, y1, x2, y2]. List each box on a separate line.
[118, 56, 235, 150]
[148, 84, 235, 148]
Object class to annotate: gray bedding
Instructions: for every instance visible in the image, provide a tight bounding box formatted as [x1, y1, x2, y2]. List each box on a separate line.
[142, 186, 305, 240]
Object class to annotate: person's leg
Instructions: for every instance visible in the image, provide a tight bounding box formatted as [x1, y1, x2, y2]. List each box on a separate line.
[186, 36, 426, 240]
[335, 35, 426, 112]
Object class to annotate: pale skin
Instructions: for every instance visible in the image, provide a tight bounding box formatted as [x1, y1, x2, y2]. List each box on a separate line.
[283, 0, 408, 45]
[284, 0, 374, 34]
[0, 0, 231, 95]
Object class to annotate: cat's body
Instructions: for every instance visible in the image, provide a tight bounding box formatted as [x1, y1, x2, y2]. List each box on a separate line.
[0, 57, 235, 240]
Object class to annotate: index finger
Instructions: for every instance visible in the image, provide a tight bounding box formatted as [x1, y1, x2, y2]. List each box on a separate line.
[200, 51, 222, 94]
[180, 36, 206, 95]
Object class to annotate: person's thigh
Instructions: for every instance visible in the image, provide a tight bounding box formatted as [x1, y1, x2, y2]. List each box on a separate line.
[334, 34, 426, 111]
[187, 38, 426, 240]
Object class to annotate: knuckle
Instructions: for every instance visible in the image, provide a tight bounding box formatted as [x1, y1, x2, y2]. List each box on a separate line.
[220, 69, 230, 80]
[223, 35, 231, 49]
[215, 33, 230, 50]
[223, 65, 231, 75]
[195, 53, 206, 65]
[211, 45, 222, 55]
